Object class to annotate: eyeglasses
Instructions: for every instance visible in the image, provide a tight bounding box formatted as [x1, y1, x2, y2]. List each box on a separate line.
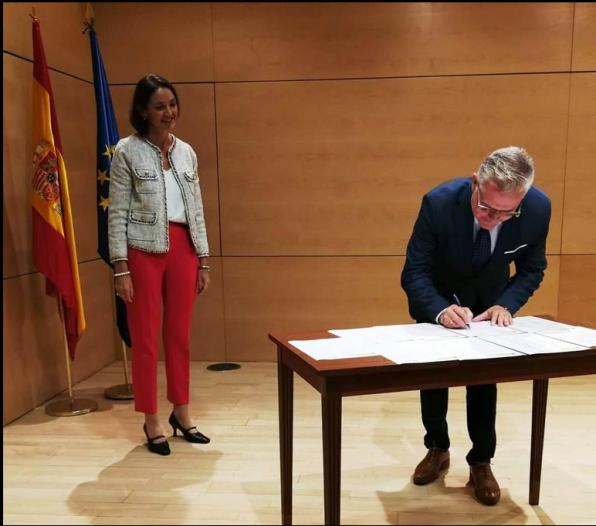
[476, 185, 522, 219]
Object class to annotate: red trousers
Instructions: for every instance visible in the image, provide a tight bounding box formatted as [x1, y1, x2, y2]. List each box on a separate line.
[127, 223, 198, 414]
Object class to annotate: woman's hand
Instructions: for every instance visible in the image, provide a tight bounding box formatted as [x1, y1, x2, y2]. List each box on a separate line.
[196, 269, 210, 295]
[115, 275, 134, 303]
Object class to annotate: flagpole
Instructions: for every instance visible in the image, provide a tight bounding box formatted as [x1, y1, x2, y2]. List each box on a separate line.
[104, 338, 134, 400]
[46, 299, 98, 416]
[104, 277, 133, 400]
[32, 13, 91, 416]
[83, 8, 134, 401]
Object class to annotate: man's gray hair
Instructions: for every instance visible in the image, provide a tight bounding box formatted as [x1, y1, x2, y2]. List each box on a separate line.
[477, 146, 534, 192]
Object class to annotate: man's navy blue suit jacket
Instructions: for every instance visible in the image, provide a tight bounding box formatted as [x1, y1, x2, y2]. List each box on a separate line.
[401, 177, 551, 323]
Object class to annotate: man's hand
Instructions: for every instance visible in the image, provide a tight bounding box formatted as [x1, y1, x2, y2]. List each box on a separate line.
[472, 305, 512, 326]
[440, 304, 473, 329]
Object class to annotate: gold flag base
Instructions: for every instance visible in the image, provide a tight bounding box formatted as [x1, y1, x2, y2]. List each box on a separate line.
[45, 397, 98, 417]
[104, 383, 134, 400]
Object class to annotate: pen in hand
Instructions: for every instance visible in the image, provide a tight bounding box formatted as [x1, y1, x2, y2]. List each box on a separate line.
[452, 294, 471, 329]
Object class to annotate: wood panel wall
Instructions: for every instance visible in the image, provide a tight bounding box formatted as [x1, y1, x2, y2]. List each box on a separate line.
[4, 2, 595, 423]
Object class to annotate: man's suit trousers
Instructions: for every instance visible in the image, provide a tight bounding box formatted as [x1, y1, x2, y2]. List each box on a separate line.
[421, 384, 497, 464]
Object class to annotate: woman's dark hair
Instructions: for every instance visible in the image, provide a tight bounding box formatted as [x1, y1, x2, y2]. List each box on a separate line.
[129, 73, 180, 136]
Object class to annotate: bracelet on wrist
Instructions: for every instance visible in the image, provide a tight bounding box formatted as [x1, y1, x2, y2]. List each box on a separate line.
[113, 270, 131, 278]
[199, 265, 211, 272]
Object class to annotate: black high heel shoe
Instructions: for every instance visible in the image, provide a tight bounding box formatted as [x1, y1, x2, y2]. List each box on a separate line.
[169, 412, 210, 444]
[143, 424, 171, 455]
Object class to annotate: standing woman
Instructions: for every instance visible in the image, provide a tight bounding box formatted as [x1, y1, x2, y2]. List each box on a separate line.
[109, 73, 211, 455]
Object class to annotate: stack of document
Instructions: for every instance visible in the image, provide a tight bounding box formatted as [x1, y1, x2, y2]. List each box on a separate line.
[330, 323, 463, 341]
[288, 316, 595, 364]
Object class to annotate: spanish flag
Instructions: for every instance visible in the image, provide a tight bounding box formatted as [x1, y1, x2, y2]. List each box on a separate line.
[31, 16, 85, 359]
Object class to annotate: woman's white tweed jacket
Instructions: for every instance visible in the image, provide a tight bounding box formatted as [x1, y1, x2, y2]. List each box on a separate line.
[108, 134, 209, 262]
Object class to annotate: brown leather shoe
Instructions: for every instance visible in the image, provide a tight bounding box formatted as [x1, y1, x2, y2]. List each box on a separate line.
[413, 447, 450, 485]
[468, 463, 501, 505]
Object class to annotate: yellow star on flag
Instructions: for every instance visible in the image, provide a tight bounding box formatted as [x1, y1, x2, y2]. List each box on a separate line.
[98, 196, 110, 211]
[97, 169, 110, 185]
[101, 144, 113, 160]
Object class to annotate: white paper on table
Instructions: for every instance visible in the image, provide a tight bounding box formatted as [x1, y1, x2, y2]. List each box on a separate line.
[539, 326, 596, 348]
[380, 337, 523, 364]
[478, 332, 588, 355]
[445, 338, 524, 360]
[379, 339, 459, 364]
[330, 323, 465, 342]
[446, 320, 524, 338]
[510, 316, 576, 334]
[288, 337, 379, 361]
[328, 327, 376, 339]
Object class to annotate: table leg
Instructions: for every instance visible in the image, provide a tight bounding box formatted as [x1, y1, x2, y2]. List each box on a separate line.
[278, 349, 294, 525]
[529, 378, 549, 505]
[322, 389, 342, 525]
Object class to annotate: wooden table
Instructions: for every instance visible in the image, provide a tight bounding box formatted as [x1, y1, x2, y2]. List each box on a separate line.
[269, 329, 596, 525]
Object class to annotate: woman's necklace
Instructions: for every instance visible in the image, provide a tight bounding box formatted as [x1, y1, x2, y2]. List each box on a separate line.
[162, 153, 170, 170]
[161, 135, 172, 169]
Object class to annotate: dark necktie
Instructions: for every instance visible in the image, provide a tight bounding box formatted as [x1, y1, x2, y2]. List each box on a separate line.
[472, 228, 491, 273]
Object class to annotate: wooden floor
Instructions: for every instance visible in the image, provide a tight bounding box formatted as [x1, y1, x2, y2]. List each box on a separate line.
[3, 362, 596, 525]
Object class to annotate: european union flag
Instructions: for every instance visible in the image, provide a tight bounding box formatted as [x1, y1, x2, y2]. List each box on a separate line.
[88, 26, 131, 347]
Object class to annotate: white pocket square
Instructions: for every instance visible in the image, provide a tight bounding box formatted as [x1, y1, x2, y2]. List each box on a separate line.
[504, 244, 527, 254]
